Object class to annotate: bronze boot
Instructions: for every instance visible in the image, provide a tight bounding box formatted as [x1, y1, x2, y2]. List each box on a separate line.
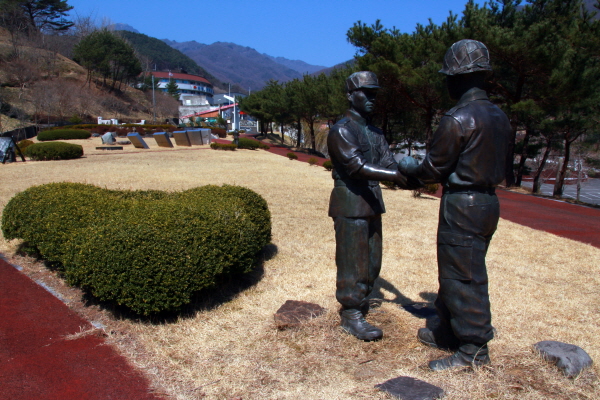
[340, 309, 383, 341]
[429, 344, 490, 371]
[417, 327, 459, 351]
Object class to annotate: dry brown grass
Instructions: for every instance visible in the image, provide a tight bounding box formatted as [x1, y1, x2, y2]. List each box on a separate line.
[1, 144, 599, 399]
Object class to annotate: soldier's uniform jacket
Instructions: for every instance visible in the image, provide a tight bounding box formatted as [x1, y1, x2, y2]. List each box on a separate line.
[328, 109, 398, 218]
[413, 88, 509, 188]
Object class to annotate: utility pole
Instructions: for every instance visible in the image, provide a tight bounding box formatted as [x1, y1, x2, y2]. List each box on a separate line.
[151, 64, 156, 124]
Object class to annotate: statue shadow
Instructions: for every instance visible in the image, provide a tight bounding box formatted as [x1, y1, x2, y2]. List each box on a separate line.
[369, 277, 438, 324]
[81, 243, 277, 324]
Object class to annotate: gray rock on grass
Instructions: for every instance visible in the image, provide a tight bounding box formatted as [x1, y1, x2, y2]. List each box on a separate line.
[534, 340, 593, 378]
[375, 376, 444, 400]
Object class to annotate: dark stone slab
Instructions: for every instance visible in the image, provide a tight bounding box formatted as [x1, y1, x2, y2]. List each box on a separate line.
[153, 132, 173, 148]
[274, 300, 325, 329]
[534, 341, 593, 378]
[173, 131, 191, 147]
[126, 133, 149, 149]
[187, 129, 203, 145]
[376, 376, 444, 400]
[199, 128, 212, 144]
[96, 146, 123, 151]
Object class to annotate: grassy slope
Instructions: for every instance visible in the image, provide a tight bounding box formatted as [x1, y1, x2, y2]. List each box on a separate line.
[0, 28, 156, 133]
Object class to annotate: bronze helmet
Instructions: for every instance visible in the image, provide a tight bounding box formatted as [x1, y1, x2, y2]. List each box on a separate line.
[439, 39, 492, 76]
[346, 71, 380, 92]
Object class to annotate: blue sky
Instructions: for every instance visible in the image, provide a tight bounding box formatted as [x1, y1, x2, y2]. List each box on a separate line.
[67, 0, 486, 67]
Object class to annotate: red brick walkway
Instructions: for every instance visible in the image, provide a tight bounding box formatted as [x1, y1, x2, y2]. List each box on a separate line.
[0, 259, 163, 400]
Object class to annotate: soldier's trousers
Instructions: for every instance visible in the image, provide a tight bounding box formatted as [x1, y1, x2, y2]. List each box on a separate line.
[435, 190, 499, 348]
[333, 215, 382, 309]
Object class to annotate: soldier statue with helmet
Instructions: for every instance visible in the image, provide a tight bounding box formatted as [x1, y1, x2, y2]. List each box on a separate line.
[400, 39, 511, 370]
[328, 71, 418, 341]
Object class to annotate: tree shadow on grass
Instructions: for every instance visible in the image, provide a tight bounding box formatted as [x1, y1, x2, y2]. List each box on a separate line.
[80, 243, 278, 324]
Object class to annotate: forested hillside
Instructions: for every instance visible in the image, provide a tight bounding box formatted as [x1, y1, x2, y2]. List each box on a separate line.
[117, 30, 229, 91]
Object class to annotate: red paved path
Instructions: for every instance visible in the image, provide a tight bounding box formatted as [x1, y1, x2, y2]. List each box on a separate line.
[497, 189, 600, 248]
[0, 260, 163, 400]
[2, 136, 598, 399]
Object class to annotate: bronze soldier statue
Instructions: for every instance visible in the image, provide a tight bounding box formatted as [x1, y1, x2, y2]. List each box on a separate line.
[328, 71, 415, 341]
[400, 40, 510, 370]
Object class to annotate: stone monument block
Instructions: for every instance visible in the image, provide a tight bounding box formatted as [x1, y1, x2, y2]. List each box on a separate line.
[153, 132, 173, 148]
[187, 129, 203, 145]
[173, 131, 191, 147]
[200, 128, 211, 144]
[101, 132, 116, 145]
[126, 133, 149, 149]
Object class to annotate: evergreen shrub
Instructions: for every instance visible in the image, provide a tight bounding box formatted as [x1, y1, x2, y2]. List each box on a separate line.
[287, 152, 298, 160]
[1, 182, 271, 315]
[237, 137, 259, 150]
[38, 129, 91, 141]
[307, 157, 318, 166]
[210, 142, 237, 150]
[323, 160, 333, 171]
[23, 142, 84, 160]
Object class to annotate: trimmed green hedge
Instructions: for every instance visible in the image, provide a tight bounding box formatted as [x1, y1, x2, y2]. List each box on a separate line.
[38, 129, 91, 141]
[237, 137, 259, 150]
[23, 142, 84, 161]
[1, 183, 271, 315]
[210, 142, 237, 150]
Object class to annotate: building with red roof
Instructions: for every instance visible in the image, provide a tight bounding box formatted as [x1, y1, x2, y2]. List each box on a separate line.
[151, 71, 214, 106]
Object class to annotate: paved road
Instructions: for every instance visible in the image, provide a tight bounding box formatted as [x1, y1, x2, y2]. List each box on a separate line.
[521, 178, 600, 205]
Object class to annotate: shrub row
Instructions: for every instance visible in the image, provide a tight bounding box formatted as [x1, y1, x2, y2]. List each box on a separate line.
[237, 138, 258, 150]
[45, 124, 174, 131]
[210, 142, 237, 151]
[38, 129, 91, 141]
[23, 142, 83, 160]
[1, 183, 271, 315]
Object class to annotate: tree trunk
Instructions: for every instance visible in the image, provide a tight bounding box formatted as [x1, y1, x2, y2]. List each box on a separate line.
[515, 127, 533, 187]
[532, 138, 552, 194]
[296, 119, 302, 148]
[309, 120, 316, 152]
[505, 119, 518, 187]
[553, 137, 571, 197]
[424, 108, 434, 152]
[280, 123, 285, 144]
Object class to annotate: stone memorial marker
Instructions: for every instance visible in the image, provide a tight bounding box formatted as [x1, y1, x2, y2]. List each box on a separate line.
[127, 132, 149, 149]
[101, 132, 116, 145]
[186, 129, 203, 145]
[200, 128, 211, 144]
[153, 132, 173, 148]
[375, 376, 445, 400]
[534, 341, 593, 378]
[173, 131, 191, 147]
[274, 300, 325, 329]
